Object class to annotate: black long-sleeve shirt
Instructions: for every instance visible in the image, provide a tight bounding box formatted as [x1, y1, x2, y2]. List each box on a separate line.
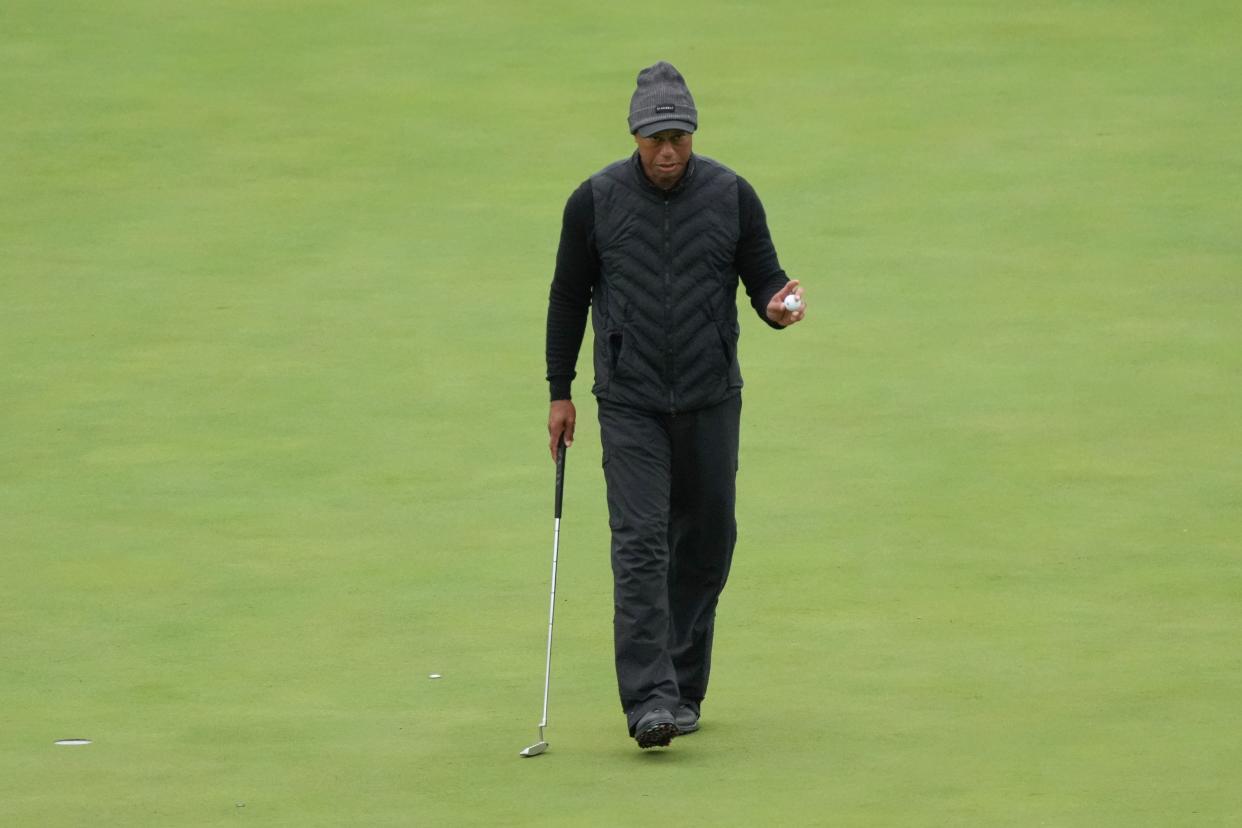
[546, 157, 789, 401]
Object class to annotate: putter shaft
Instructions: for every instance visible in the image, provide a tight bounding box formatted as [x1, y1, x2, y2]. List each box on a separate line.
[518, 440, 566, 758]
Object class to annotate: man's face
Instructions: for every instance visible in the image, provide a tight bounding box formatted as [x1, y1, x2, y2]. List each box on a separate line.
[634, 129, 693, 189]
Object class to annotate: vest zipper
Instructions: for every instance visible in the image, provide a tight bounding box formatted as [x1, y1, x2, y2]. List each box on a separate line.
[663, 195, 676, 414]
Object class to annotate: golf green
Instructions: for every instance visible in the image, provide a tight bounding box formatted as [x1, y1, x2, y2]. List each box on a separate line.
[3, 1, 1239, 825]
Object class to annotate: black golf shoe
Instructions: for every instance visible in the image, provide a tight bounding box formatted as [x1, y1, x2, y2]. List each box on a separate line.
[633, 708, 678, 749]
[675, 702, 700, 735]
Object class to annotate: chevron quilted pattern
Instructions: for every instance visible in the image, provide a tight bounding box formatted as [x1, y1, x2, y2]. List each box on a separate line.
[589, 155, 744, 413]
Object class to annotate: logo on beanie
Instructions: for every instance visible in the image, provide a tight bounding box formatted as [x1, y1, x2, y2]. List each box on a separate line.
[655, 105, 676, 113]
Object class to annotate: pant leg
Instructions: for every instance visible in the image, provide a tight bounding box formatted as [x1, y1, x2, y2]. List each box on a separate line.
[666, 393, 741, 704]
[597, 400, 680, 734]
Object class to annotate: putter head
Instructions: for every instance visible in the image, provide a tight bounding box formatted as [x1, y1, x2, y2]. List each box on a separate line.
[519, 741, 548, 757]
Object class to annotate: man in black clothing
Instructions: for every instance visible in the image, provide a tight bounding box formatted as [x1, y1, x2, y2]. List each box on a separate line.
[544, 61, 806, 749]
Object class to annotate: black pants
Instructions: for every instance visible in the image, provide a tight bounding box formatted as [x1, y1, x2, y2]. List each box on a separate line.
[597, 394, 741, 734]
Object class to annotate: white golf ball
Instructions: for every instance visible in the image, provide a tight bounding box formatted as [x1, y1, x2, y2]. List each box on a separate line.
[783, 294, 803, 312]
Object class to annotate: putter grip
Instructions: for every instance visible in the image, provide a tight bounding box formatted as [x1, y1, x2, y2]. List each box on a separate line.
[554, 438, 566, 519]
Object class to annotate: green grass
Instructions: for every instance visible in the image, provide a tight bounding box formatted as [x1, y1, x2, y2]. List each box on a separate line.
[3, 1, 1240, 825]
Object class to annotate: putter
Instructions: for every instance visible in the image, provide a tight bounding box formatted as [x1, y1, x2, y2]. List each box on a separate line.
[519, 437, 567, 758]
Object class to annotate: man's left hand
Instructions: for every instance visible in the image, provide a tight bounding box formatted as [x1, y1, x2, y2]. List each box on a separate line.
[766, 279, 806, 327]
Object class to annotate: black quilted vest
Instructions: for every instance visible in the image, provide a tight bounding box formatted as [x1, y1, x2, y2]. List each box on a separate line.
[589, 153, 743, 413]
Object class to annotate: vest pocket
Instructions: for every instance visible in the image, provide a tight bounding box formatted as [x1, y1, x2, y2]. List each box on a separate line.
[714, 321, 736, 368]
[608, 330, 625, 377]
[715, 320, 743, 389]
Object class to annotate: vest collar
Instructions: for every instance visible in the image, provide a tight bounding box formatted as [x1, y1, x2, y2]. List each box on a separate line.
[630, 151, 698, 197]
